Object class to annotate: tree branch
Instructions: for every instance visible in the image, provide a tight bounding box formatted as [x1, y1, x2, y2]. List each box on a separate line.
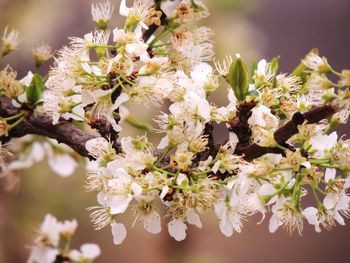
[0, 96, 97, 158]
[0, 91, 338, 164]
[237, 105, 337, 161]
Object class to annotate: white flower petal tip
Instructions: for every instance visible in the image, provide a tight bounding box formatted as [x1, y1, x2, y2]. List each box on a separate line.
[144, 211, 161, 234]
[80, 243, 101, 260]
[111, 222, 127, 245]
[186, 209, 202, 229]
[168, 219, 187, 241]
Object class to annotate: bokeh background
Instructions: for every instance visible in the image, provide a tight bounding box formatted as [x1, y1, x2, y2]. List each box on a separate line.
[1, 0, 350, 262]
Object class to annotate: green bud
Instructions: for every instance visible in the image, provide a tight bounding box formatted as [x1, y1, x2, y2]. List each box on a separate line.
[26, 74, 44, 106]
[250, 60, 257, 82]
[269, 56, 280, 74]
[228, 54, 249, 101]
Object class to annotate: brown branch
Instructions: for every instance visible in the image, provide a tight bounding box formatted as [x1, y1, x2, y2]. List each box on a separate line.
[0, 96, 97, 158]
[237, 105, 337, 161]
[193, 122, 216, 163]
[274, 105, 336, 145]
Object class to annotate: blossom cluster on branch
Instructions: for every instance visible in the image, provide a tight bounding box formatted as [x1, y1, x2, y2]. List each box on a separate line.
[1, 0, 350, 258]
[28, 214, 100, 263]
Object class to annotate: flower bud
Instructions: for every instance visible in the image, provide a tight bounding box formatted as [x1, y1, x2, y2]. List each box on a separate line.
[32, 43, 53, 68]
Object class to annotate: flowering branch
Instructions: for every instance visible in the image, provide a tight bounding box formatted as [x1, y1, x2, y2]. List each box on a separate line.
[237, 105, 338, 161]
[0, 96, 97, 158]
[1, 0, 350, 253]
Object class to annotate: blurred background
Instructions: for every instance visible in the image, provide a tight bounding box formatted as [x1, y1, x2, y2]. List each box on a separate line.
[1, 0, 350, 262]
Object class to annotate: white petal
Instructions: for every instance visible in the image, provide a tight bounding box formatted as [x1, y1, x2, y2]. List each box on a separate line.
[212, 160, 220, 173]
[328, 132, 338, 148]
[85, 137, 109, 155]
[62, 78, 76, 90]
[119, 0, 130, 16]
[131, 182, 142, 196]
[303, 207, 318, 225]
[113, 28, 126, 43]
[157, 136, 170, 150]
[20, 71, 34, 87]
[229, 132, 239, 151]
[48, 154, 77, 177]
[186, 209, 202, 229]
[18, 92, 27, 103]
[28, 247, 58, 263]
[112, 92, 129, 110]
[108, 195, 132, 214]
[333, 211, 345, 225]
[144, 211, 161, 234]
[214, 201, 226, 220]
[12, 98, 22, 108]
[301, 161, 311, 169]
[268, 214, 279, 233]
[160, 185, 169, 199]
[69, 249, 82, 261]
[176, 173, 188, 186]
[82, 63, 92, 74]
[257, 59, 267, 75]
[80, 243, 101, 259]
[160, 0, 180, 17]
[323, 192, 338, 210]
[111, 222, 127, 245]
[258, 184, 275, 196]
[32, 143, 45, 162]
[325, 168, 336, 182]
[226, 179, 235, 190]
[248, 105, 272, 127]
[168, 219, 187, 241]
[97, 192, 107, 206]
[190, 63, 212, 83]
[113, 168, 132, 183]
[119, 105, 130, 122]
[219, 216, 233, 237]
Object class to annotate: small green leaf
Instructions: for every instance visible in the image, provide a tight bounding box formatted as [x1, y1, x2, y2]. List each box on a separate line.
[269, 56, 280, 73]
[246, 90, 259, 98]
[291, 62, 306, 78]
[228, 55, 249, 101]
[26, 74, 44, 106]
[250, 60, 257, 82]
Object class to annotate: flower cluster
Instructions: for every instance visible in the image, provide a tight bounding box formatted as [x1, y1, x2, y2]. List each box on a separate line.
[28, 214, 100, 263]
[0, 0, 350, 250]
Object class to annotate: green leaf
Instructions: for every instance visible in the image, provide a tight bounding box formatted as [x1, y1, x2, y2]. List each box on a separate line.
[26, 74, 44, 106]
[269, 56, 280, 73]
[246, 90, 259, 98]
[250, 60, 257, 82]
[228, 55, 249, 101]
[291, 62, 307, 82]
